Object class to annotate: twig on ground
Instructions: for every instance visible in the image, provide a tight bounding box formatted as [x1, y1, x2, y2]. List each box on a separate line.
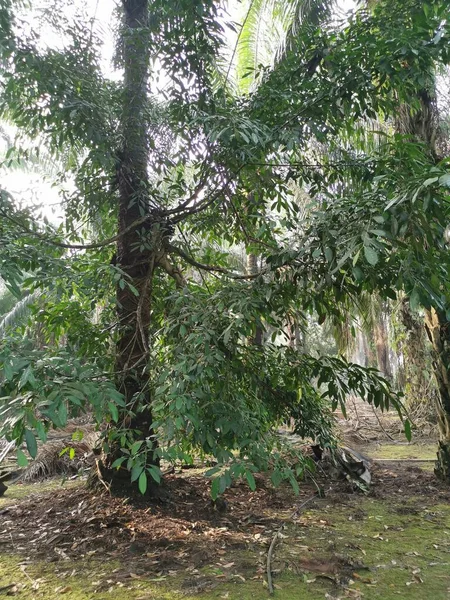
[373, 458, 435, 462]
[290, 494, 318, 519]
[267, 494, 318, 594]
[267, 530, 280, 595]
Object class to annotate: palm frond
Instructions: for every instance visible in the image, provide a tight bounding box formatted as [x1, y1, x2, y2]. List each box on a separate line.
[0, 290, 42, 336]
[234, 0, 336, 93]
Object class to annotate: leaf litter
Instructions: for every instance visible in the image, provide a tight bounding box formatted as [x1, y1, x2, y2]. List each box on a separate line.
[1, 461, 450, 598]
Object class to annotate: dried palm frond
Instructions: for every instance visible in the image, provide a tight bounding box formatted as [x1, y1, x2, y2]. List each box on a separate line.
[22, 439, 96, 482]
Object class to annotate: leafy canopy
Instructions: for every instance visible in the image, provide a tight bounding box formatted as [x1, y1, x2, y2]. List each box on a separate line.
[0, 0, 449, 491]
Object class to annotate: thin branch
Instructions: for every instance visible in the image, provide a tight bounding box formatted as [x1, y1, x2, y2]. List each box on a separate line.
[177, 225, 214, 293]
[0, 207, 153, 250]
[166, 243, 267, 279]
[169, 167, 241, 222]
[267, 530, 280, 595]
[164, 176, 209, 217]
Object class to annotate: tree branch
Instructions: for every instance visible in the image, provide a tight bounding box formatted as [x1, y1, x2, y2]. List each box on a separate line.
[166, 243, 267, 280]
[157, 253, 188, 288]
[0, 207, 154, 251]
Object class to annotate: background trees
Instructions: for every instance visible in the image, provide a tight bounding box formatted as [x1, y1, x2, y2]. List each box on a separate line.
[0, 0, 449, 493]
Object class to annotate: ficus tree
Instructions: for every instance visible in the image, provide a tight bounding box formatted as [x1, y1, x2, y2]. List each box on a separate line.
[0, 0, 448, 495]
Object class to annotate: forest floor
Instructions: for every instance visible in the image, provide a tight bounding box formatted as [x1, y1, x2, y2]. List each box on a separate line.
[1, 410, 449, 600]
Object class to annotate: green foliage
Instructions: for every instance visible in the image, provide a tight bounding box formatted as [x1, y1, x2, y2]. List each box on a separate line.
[0, 0, 448, 494]
[0, 340, 124, 446]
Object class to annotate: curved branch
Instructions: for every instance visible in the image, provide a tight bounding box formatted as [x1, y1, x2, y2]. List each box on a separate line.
[166, 243, 267, 280]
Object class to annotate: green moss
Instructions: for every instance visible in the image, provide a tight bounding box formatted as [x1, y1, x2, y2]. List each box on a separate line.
[0, 478, 82, 506]
[266, 498, 450, 600]
[0, 554, 202, 599]
[2, 482, 450, 599]
[372, 443, 437, 460]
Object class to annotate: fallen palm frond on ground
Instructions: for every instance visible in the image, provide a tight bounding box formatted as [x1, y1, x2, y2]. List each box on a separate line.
[0, 420, 100, 482]
[21, 438, 96, 482]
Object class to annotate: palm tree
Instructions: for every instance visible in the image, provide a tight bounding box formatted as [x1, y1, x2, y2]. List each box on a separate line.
[0, 290, 42, 337]
[231, 0, 335, 93]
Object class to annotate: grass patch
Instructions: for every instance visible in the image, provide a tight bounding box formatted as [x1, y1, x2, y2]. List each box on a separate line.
[372, 442, 437, 461]
[0, 478, 82, 506]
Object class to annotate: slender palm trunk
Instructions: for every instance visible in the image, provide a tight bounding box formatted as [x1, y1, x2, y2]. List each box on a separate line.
[247, 253, 263, 345]
[397, 89, 450, 480]
[424, 308, 450, 479]
[374, 313, 392, 379]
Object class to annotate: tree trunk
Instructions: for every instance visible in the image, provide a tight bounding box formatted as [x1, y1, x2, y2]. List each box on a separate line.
[247, 253, 263, 345]
[424, 308, 450, 480]
[99, 0, 158, 491]
[374, 312, 392, 379]
[394, 77, 450, 479]
[287, 314, 303, 350]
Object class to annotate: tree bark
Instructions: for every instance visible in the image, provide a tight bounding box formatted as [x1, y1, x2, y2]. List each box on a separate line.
[374, 312, 392, 380]
[98, 0, 159, 491]
[424, 308, 450, 480]
[394, 78, 450, 479]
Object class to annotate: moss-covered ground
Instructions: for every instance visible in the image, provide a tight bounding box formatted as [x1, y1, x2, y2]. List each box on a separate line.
[372, 442, 437, 461]
[1, 456, 450, 600]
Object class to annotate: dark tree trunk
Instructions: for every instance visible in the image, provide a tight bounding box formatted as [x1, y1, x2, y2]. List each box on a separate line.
[98, 0, 159, 491]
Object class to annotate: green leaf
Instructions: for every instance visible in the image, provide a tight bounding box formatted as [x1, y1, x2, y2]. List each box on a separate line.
[3, 361, 13, 381]
[17, 448, 28, 467]
[111, 457, 126, 469]
[35, 421, 47, 443]
[204, 466, 220, 477]
[107, 402, 119, 423]
[131, 464, 143, 482]
[404, 419, 412, 442]
[131, 441, 143, 455]
[438, 174, 450, 187]
[148, 465, 161, 484]
[271, 470, 283, 487]
[58, 402, 68, 427]
[364, 246, 379, 266]
[352, 266, 364, 282]
[409, 288, 420, 312]
[324, 247, 334, 263]
[246, 471, 256, 491]
[211, 477, 220, 501]
[25, 429, 38, 459]
[138, 471, 148, 494]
